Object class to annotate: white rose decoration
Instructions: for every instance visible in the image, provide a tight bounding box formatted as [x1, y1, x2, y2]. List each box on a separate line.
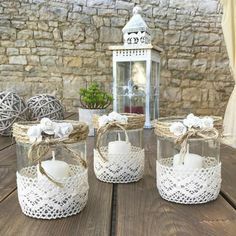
[108, 111, 128, 124]
[169, 122, 187, 136]
[183, 113, 201, 128]
[98, 115, 109, 127]
[200, 117, 214, 129]
[27, 125, 42, 143]
[54, 123, 73, 138]
[40, 118, 55, 135]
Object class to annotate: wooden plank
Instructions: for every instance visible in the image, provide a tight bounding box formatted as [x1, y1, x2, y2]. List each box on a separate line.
[115, 130, 236, 236]
[0, 147, 17, 202]
[0, 123, 113, 236]
[220, 144, 236, 208]
[0, 136, 14, 151]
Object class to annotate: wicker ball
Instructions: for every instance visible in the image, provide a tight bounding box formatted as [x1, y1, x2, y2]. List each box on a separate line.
[0, 91, 28, 136]
[27, 94, 64, 121]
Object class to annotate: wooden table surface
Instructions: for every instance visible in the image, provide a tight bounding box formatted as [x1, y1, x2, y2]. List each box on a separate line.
[0, 113, 236, 236]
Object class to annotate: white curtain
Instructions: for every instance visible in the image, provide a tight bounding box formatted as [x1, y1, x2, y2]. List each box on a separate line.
[221, 0, 236, 146]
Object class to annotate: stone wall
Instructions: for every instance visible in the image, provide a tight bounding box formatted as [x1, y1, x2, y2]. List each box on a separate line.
[0, 0, 233, 116]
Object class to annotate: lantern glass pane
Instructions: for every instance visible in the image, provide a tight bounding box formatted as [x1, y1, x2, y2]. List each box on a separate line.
[150, 61, 159, 120]
[116, 61, 146, 114]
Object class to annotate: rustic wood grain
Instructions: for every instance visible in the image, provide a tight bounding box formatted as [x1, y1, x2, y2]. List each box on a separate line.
[115, 130, 236, 236]
[0, 147, 17, 202]
[220, 144, 236, 208]
[0, 136, 14, 151]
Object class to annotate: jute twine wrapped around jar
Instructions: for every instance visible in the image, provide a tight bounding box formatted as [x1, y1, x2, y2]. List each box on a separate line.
[13, 120, 89, 187]
[154, 116, 222, 158]
[154, 116, 222, 139]
[93, 113, 145, 161]
[13, 120, 88, 144]
[93, 113, 145, 130]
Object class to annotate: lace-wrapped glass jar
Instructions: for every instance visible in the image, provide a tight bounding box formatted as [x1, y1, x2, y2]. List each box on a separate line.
[13, 120, 89, 219]
[154, 116, 222, 204]
[93, 113, 145, 183]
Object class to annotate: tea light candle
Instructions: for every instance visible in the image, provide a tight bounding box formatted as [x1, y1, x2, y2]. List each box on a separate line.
[173, 144, 203, 170]
[108, 133, 131, 155]
[37, 151, 70, 182]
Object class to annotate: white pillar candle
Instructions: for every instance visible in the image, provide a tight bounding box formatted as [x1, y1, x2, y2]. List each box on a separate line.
[108, 133, 131, 155]
[37, 151, 70, 182]
[173, 144, 203, 170]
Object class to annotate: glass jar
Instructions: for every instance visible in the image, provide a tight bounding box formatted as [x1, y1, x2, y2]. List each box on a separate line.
[155, 116, 222, 204]
[93, 113, 145, 183]
[13, 120, 89, 219]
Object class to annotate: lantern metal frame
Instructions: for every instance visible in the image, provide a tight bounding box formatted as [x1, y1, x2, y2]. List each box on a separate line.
[109, 6, 162, 128]
[109, 44, 162, 128]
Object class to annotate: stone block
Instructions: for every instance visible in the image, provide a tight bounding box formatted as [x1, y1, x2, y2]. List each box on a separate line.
[164, 30, 180, 45]
[63, 75, 87, 98]
[87, 0, 113, 7]
[9, 56, 27, 65]
[40, 56, 58, 66]
[38, 21, 49, 31]
[63, 57, 82, 67]
[115, 1, 134, 10]
[180, 31, 194, 46]
[20, 48, 31, 55]
[100, 27, 122, 43]
[168, 59, 191, 70]
[62, 24, 84, 42]
[182, 88, 201, 102]
[163, 87, 181, 102]
[0, 27, 16, 40]
[17, 29, 33, 40]
[6, 48, 19, 56]
[34, 31, 52, 39]
[194, 33, 221, 46]
[92, 16, 103, 28]
[192, 59, 208, 73]
[39, 6, 68, 21]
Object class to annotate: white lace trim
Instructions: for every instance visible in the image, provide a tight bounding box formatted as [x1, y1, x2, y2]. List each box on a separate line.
[156, 157, 221, 204]
[17, 165, 89, 219]
[94, 146, 144, 183]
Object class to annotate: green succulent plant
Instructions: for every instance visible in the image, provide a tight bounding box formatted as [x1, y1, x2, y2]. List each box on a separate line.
[79, 83, 113, 109]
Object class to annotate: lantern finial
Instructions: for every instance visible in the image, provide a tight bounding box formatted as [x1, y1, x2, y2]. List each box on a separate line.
[133, 6, 142, 15]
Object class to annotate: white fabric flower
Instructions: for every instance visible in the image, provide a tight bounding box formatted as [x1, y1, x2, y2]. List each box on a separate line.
[108, 111, 128, 124]
[54, 123, 73, 138]
[170, 122, 187, 136]
[183, 113, 201, 128]
[40, 118, 55, 135]
[27, 125, 42, 143]
[98, 112, 128, 127]
[200, 117, 214, 129]
[98, 115, 110, 127]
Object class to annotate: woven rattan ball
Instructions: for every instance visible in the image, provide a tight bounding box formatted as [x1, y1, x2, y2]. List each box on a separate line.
[27, 94, 64, 121]
[0, 91, 28, 136]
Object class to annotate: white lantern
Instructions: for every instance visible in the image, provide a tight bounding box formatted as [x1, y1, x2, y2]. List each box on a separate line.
[109, 6, 162, 128]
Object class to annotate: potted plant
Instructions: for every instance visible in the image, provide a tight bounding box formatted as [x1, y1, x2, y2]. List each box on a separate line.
[78, 83, 113, 136]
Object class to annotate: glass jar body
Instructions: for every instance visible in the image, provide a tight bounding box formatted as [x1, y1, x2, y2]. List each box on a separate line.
[156, 135, 221, 204]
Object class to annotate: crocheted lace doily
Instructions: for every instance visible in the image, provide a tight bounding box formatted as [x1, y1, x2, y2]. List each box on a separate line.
[17, 164, 89, 219]
[156, 157, 221, 204]
[94, 146, 144, 183]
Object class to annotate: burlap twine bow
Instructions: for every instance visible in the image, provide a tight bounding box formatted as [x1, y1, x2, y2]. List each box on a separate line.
[175, 127, 220, 161]
[96, 121, 129, 161]
[28, 137, 87, 187]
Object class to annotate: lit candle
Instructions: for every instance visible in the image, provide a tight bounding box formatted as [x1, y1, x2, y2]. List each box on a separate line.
[108, 133, 131, 155]
[173, 144, 203, 170]
[37, 151, 70, 182]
